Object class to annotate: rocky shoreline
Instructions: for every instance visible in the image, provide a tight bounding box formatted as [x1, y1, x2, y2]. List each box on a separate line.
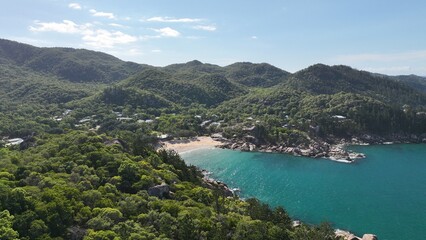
[215, 133, 426, 163]
[217, 138, 366, 163]
[200, 169, 238, 197]
[198, 169, 378, 239]
[335, 229, 378, 240]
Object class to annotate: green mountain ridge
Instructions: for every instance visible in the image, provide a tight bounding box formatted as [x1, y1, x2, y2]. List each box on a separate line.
[391, 74, 426, 94]
[118, 68, 246, 106]
[1, 39, 425, 139]
[0, 39, 150, 83]
[288, 64, 426, 107]
[0, 63, 97, 104]
[224, 62, 290, 87]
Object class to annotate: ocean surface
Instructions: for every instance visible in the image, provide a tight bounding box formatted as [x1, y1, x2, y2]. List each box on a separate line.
[181, 144, 426, 240]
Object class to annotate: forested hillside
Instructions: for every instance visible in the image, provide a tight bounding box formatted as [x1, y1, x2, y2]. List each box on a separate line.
[163, 60, 290, 88]
[0, 64, 97, 104]
[391, 74, 426, 94]
[0, 131, 341, 240]
[0, 39, 150, 83]
[224, 62, 290, 87]
[118, 69, 246, 106]
[288, 64, 426, 106]
[1, 39, 425, 142]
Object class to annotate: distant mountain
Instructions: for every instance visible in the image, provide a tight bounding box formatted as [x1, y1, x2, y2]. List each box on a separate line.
[391, 74, 426, 94]
[118, 68, 246, 106]
[214, 64, 426, 136]
[164, 60, 224, 75]
[1, 39, 425, 138]
[288, 64, 426, 106]
[0, 63, 95, 104]
[99, 86, 173, 109]
[0, 39, 150, 83]
[224, 62, 290, 87]
[163, 60, 290, 88]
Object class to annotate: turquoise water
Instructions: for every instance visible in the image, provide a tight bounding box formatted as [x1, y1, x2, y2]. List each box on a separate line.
[181, 144, 426, 240]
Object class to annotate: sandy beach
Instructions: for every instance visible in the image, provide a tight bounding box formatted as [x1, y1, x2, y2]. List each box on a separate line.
[161, 136, 223, 153]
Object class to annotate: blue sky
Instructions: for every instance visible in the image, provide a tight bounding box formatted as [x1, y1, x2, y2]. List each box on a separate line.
[1, 0, 426, 75]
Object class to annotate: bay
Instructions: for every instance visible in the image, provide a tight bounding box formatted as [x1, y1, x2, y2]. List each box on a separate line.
[181, 144, 426, 240]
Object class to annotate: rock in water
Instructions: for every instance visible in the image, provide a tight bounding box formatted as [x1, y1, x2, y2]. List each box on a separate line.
[362, 234, 378, 240]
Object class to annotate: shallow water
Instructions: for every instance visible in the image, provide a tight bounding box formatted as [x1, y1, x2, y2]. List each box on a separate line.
[181, 144, 426, 240]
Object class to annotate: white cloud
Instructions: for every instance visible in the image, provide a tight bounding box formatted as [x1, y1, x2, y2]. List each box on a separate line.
[364, 66, 412, 74]
[139, 35, 160, 41]
[193, 25, 216, 31]
[126, 48, 143, 56]
[186, 36, 204, 40]
[29, 20, 81, 33]
[90, 9, 116, 19]
[151, 49, 162, 53]
[153, 27, 180, 37]
[29, 20, 137, 48]
[329, 50, 426, 75]
[68, 3, 82, 10]
[141, 27, 181, 40]
[146, 16, 202, 23]
[251, 36, 258, 39]
[109, 23, 127, 28]
[334, 50, 426, 63]
[82, 30, 137, 48]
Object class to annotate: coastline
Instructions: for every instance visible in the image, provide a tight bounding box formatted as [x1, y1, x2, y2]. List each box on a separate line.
[160, 136, 224, 154]
[160, 135, 366, 163]
[161, 133, 426, 163]
[160, 137, 237, 197]
[218, 133, 426, 163]
[167, 136, 378, 239]
[218, 139, 367, 163]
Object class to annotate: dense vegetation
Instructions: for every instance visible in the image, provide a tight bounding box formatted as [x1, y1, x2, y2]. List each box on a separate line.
[0, 39, 149, 83]
[119, 69, 246, 106]
[288, 64, 426, 107]
[1, 38, 425, 148]
[1, 38, 426, 239]
[0, 131, 339, 240]
[391, 74, 426, 94]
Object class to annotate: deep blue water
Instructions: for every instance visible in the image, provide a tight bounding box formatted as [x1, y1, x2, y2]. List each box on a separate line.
[181, 144, 426, 240]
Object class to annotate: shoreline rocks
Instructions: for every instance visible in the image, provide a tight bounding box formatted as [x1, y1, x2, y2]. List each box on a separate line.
[219, 139, 366, 163]
[217, 132, 425, 163]
[200, 170, 235, 197]
[335, 229, 378, 240]
[362, 234, 378, 240]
